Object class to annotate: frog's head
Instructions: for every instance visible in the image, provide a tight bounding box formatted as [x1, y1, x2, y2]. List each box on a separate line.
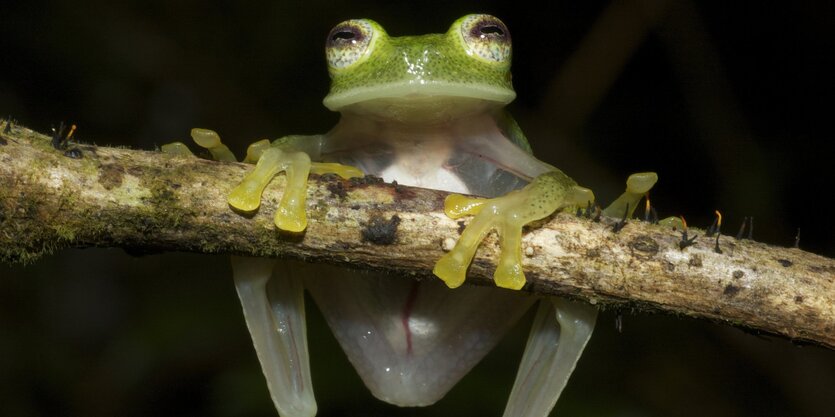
[322, 14, 515, 123]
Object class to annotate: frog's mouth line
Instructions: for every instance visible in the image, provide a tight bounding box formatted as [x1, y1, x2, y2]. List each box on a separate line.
[323, 82, 516, 112]
[326, 85, 516, 125]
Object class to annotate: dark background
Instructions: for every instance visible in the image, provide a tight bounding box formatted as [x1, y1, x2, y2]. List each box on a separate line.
[1, 1, 833, 416]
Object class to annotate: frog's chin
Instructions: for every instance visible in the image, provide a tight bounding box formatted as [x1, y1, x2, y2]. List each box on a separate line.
[324, 84, 516, 124]
[335, 95, 506, 125]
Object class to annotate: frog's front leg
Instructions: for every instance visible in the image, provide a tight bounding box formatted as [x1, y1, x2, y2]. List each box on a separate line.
[177, 129, 363, 417]
[433, 170, 591, 290]
[187, 129, 362, 232]
[230, 257, 316, 417]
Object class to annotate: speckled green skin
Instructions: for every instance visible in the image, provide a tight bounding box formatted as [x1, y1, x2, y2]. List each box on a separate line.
[323, 16, 515, 110]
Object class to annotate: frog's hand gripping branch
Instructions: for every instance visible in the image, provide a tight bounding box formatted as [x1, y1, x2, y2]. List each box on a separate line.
[166, 129, 362, 232]
[219, 132, 362, 232]
[434, 171, 657, 290]
[433, 170, 594, 290]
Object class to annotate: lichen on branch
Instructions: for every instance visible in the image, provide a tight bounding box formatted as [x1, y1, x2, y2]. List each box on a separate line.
[1, 121, 834, 350]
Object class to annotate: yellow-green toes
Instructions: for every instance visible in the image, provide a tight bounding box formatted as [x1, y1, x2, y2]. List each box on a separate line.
[191, 128, 238, 162]
[227, 140, 362, 232]
[434, 170, 577, 290]
[226, 147, 312, 232]
[602, 172, 657, 218]
[160, 142, 195, 157]
[433, 251, 470, 289]
[167, 128, 363, 233]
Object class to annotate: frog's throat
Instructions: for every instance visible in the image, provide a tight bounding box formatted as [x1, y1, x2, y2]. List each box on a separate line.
[323, 82, 516, 112]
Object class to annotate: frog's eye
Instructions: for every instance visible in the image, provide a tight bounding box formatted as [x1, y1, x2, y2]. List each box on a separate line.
[457, 14, 512, 65]
[326, 19, 376, 70]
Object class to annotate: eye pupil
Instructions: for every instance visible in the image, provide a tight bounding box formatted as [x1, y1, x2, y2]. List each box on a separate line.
[332, 30, 356, 41]
[480, 25, 504, 36]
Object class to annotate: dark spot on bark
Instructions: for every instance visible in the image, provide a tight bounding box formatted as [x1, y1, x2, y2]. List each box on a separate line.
[689, 255, 703, 267]
[724, 284, 741, 297]
[126, 166, 145, 177]
[777, 259, 793, 267]
[350, 204, 361, 210]
[98, 164, 125, 190]
[63, 148, 82, 158]
[586, 248, 600, 258]
[794, 295, 804, 304]
[629, 235, 658, 260]
[808, 264, 835, 275]
[154, 188, 175, 202]
[327, 242, 353, 251]
[326, 181, 348, 198]
[457, 221, 467, 234]
[0, 135, 7, 146]
[350, 175, 384, 186]
[361, 214, 401, 245]
[732, 270, 744, 279]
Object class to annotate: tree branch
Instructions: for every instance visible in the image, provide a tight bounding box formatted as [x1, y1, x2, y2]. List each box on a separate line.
[2, 121, 834, 350]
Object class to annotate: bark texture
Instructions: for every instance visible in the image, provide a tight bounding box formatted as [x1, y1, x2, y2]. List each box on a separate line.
[1, 121, 833, 349]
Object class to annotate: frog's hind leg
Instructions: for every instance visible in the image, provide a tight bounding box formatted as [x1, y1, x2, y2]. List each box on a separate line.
[230, 257, 316, 417]
[502, 298, 598, 417]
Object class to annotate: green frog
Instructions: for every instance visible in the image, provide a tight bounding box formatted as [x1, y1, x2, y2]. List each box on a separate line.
[168, 14, 657, 417]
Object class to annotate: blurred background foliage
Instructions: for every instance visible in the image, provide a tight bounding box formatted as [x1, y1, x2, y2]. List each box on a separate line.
[1, 0, 833, 416]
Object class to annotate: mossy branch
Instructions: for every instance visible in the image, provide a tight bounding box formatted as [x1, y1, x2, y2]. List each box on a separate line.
[1, 122, 834, 350]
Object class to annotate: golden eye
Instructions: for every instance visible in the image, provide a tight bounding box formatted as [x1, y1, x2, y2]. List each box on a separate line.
[458, 14, 512, 65]
[325, 19, 375, 70]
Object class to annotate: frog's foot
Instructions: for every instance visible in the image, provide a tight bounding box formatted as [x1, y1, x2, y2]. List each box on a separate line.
[503, 297, 598, 417]
[226, 141, 362, 232]
[433, 171, 589, 290]
[602, 172, 658, 218]
[230, 257, 315, 417]
[160, 142, 195, 157]
[227, 146, 313, 231]
[190, 128, 238, 162]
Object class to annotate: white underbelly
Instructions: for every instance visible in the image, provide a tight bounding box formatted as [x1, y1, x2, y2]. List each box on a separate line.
[379, 163, 470, 194]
